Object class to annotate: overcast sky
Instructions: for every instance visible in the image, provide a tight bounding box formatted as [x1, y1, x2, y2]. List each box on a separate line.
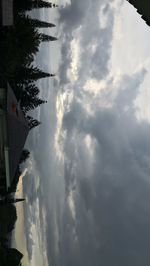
[21, 1, 150, 265]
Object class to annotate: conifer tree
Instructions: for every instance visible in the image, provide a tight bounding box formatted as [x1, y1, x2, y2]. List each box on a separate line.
[28, 18, 56, 28]
[14, 0, 55, 12]
[32, 0, 53, 9]
[15, 66, 51, 83]
[19, 83, 40, 104]
[53, 4, 58, 8]
[27, 83, 39, 96]
[40, 34, 58, 42]
[26, 116, 41, 129]
[20, 149, 30, 163]
[21, 96, 47, 112]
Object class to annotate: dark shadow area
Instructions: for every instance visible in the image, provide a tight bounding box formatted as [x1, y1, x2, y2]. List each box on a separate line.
[0, 0, 58, 265]
[0, 203, 23, 266]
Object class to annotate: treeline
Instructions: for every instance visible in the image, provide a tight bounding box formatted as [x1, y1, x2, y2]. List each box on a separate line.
[0, 0, 58, 129]
[0, 1, 59, 180]
[14, 0, 58, 13]
[0, 2, 59, 264]
[0, 203, 19, 266]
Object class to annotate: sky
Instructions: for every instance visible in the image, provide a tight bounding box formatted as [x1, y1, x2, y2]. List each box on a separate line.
[16, 1, 150, 265]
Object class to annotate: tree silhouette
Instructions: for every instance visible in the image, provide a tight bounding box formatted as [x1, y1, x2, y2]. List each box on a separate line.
[53, 4, 58, 8]
[20, 92, 47, 112]
[28, 18, 56, 28]
[26, 116, 41, 129]
[40, 33, 58, 42]
[20, 149, 30, 164]
[14, 66, 51, 83]
[14, 0, 55, 12]
[32, 0, 53, 9]
[1, 14, 41, 82]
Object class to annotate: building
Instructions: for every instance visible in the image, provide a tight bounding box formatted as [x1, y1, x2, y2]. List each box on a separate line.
[0, 247, 23, 266]
[127, 0, 150, 26]
[0, 0, 14, 26]
[0, 84, 29, 192]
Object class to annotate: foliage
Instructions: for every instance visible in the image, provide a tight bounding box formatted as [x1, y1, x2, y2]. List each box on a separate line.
[0, 204, 17, 240]
[19, 149, 30, 164]
[0, 247, 23, 266]
[26, 115, 41, 129]
[0, 1, 59, 264]
[14, 0, 56, 13]
[27, 17, 56, 28]
[0, 2, 58, 133]
[40, 33, 58, 42]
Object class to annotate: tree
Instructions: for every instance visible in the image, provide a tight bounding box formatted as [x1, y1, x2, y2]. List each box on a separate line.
[15, 66, 51, 83]
[21, 93, 47, 112]
[26, 116, 41, 129]
[22, 83, 40, 98]
[27, 18, 56, 28]
[1, 14, 41, 82]
[14, 0, 54, 12]
[53, 4, 58, 7]
[25, 83, 40, 96]
[14, 15, 41, 60]
[40, 33, 58, 42]
[31, 0, 53, 9]
[20, 149, 30, 164]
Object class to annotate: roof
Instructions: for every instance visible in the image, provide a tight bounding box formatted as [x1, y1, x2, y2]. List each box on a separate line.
[0, 248, 23, 266]
[1, 0, 14, 26]
[6, 84, 29, 186]
[127, 0, 150, 26]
